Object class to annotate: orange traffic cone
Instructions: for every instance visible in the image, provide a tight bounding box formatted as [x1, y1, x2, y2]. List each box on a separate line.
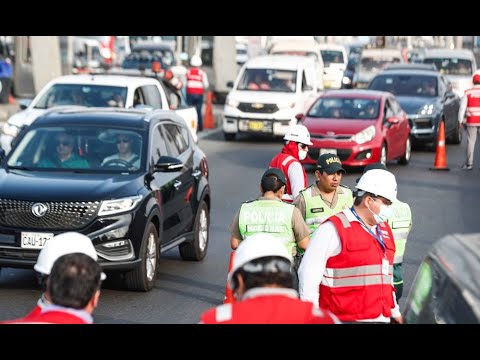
[203, 91, 215, 129]
[8, 94, 15, 104]
[223, 250, 236, 304]
[430, 121, 450, 171]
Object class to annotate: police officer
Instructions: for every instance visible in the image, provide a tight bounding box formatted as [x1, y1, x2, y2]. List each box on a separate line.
[229, 167, 310, 257]
[292, 153, 353, 274]
[200, 234, 339, 324]
[359, 163, 412, 300]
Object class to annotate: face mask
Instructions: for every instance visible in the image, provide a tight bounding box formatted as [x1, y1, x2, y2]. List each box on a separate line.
[368, 198, 393, 223]
[298, 149, 308, 161]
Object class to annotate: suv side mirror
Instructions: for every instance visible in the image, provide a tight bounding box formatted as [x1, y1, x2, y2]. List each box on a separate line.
[226, 81, 234, 88]
[19, 99, 32, 110]
[154, 156, 183, 172]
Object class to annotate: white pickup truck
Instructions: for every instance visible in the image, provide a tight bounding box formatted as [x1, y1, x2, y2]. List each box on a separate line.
[0, 73, 198, 153]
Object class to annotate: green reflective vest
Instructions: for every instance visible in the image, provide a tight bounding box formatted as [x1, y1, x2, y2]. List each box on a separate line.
[302, 185, 353, 234]
[238, 199, 295, 255]
[387, 199, 412, 286]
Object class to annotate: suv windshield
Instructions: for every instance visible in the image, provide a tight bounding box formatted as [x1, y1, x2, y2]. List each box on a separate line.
[34, 84, 128, 109]
[7, 125, 144, 172]
[237, 68, 297, 92]
[369, 74, 438, 97]
[307, 97, 380, 119]
[423, 57, 473, 76]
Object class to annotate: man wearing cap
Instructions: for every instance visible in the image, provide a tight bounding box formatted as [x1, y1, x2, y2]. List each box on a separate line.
[358, 163, 412, 301]
[229, 167, 310, 257]
[298, 169, 403, 323]
[200, 234, 339, 324]
[3, 253, 104, 324]
[2, 232, 106, 323]
[292, 153, 353, 274]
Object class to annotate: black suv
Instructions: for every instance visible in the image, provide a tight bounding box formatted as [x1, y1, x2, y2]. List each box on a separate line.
[0, 108, 211, 291]
[368, 65, 462, 149]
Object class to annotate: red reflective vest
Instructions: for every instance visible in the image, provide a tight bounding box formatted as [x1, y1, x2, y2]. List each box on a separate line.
[269, 152, 307, 202]
[200, 289, 338, 324]
[320, 212, 396, 322]
[186, 68, 205, 95]
[2, 310, 91, 324]
[465, 87, 480, 125]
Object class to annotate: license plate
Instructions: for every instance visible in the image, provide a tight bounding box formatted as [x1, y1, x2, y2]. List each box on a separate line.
[320, 148, 337, 156]
[248, 121, 264, 131]
[21, 232, 54, 249]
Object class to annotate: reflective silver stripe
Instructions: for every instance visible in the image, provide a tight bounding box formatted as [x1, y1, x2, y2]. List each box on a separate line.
[466, 110, 480, 116]
[306, 217, 325, 225]
[281, 155, 296, 166]
[312, 307, 324, 317]
[215, 304, 232, 322]
[321, 274, 392, 287]
[392, 231, 409, 240]
[335, 212, 350, 228]
[186, 80, 204, 89]
[281, 194, 294, 201]
[394, 254, 403, 264]
[324, 264, 392, 278]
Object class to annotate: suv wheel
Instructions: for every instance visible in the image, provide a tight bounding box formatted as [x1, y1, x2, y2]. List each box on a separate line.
[179, 200, 209, 261]
[126, 223, 159, 292]
[449, 121, 462, 145]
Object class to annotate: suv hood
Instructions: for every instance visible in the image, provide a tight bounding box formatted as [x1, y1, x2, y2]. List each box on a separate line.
[7, 108, 46, 127]
[396, 96, 440, 115]
[0, 169, 144, 201]
[229, 90, 298, 103]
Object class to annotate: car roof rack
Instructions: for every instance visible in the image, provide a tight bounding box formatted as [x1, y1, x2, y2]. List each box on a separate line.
[383, 63, 438, 72]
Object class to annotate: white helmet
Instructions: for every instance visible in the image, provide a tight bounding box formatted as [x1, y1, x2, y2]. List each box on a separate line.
[190, 55, 202, 67]
[283, 124, 313, 145]
[34, 232, 106, 280]
[355, 169, 397, 202]
[228, 234, 293, 288]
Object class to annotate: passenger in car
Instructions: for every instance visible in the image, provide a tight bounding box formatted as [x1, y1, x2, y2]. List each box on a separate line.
[101, 134, 140, 169]
[37, 132, 89, 169]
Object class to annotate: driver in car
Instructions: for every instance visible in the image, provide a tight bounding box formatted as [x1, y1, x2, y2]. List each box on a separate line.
[101, 134, 140, 169]
[37, 132, 89, 169]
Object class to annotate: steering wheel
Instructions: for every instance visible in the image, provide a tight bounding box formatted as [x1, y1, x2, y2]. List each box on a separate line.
[101, 159, 132, 168]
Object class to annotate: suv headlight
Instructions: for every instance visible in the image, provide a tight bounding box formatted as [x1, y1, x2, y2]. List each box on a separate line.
[2, 123, 20, 137]
[418, 104, 434, 116]
[226, 98, 239, 108]
[351, 125, 375, 144]
[98, 195, 143, 216]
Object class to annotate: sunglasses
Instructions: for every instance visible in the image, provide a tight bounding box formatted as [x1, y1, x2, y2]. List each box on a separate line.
[56, 140, 72, 147]
[117, 138, 130, 144]
[299, 143, 309, 149]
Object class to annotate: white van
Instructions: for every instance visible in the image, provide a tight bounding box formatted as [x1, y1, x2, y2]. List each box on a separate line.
[223, 55, 318, 141]
[269, 39, 325, 91]
[317, 43, 348, 89]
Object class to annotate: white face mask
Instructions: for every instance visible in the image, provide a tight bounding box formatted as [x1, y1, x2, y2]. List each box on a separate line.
[298, 149, 308, 161]
[368, 198, 393, 223]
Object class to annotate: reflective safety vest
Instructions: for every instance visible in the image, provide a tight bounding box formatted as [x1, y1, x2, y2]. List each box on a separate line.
[269, 153, 307, 202]
[387, 199, 412, 286]
[320, 212, 396, 322]
[186, 68, 205, 95]
[465, 87, 480, 125]
[238, 199, 295, 255]
[301, 184, 353, 234]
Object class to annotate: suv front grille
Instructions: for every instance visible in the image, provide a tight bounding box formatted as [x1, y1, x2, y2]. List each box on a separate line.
[238, 102, 279, 114]
[0, 199, 100, 230]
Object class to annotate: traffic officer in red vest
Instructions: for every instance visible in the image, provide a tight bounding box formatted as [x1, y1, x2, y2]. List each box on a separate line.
[3, 232, 105, 322]
[269, 124, 312, 202]
[298, 169, 403, 323]
[199, 233, 340, 324]
[3, 253, 104, 324]
[186, 54, 209, 132]
[458, 73, 480, 170]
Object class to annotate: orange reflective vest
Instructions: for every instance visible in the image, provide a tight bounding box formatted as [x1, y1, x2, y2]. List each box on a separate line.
[320, 212, 396, 322]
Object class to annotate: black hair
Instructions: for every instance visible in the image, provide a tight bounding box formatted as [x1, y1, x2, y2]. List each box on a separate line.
[261, 174, 285, 193]
[48, 253, 103, 310]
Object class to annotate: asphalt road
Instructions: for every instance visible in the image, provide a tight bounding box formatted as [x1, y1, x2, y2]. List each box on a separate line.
[1, 123, 480, 323]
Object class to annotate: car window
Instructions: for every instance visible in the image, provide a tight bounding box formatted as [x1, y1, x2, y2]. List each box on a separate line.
[237, 68, 297, 92]
[389, 97, 403, 116]
[307, 97, 380, 120]
[384, 99, 394, 120]
[7, 125, 144, 172]
[142, 85, 162, 108]
[423, 57, 473, 76]
[34, 84, 128, 109]
[133, 87, 146, 107]
[162, 123, 188, 157]
[150, 124, 168, 166]
[320, 50, 345, 67]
